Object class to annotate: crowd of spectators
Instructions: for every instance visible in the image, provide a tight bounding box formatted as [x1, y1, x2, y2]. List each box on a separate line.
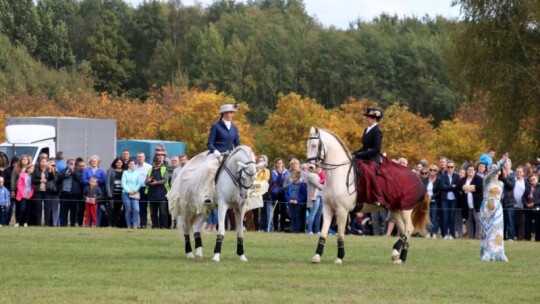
[1, 145, 539, 243]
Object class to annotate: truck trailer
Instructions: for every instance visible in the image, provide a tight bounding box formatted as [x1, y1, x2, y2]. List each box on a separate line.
[0, 117, 116, 166]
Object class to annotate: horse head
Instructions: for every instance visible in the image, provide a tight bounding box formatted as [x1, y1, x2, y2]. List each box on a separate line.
[236, 161, 258, 199]
[306, 126, 325, 167]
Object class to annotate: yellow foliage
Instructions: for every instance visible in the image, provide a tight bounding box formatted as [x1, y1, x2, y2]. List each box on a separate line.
[380, 103, 435, 164]
[256, 93, 330, 162]
[429, 118, 487, 166]
[159, 90, 254, 155]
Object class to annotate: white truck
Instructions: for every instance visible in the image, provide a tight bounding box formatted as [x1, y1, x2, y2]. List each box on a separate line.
[0, 117, 116, 166]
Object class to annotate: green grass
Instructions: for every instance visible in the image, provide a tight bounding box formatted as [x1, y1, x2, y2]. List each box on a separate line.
[1, 228, 539, 303]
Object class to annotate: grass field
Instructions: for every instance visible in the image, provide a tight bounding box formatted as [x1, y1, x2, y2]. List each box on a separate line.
[1, 227, 539, 303]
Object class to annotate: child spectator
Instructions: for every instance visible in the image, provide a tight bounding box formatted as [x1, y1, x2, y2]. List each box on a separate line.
[0, 177, 11, 226]
[285, 171, 307, 233]
[15, 165, 35, 227]
[83, 177, 103, 227]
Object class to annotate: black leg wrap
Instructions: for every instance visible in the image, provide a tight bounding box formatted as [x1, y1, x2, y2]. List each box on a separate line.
[399, 242, 409, 262]
[184, 234, 192, 253]
[393, 234, 407, 251]
[237, 237, 244, 256]
[337, 240, 345, 259]
[194, 232, 202, 248]
[214, 235, 224, 254]
[315, 237, 326, 255]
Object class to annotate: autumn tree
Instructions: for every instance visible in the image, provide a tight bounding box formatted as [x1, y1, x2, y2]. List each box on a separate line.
[430, 118, 486, 166]
[159, 90, 254, 155]
[256, 93, 331, 162]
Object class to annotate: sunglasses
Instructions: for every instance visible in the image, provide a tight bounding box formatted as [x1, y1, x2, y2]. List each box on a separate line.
[420, 172, 428, 175]
[447, 166, 455, 169]
[429, 169, 438, 172]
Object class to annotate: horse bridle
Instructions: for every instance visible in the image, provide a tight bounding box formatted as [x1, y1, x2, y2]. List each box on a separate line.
[307, 132, 357, 195]
[306, 134, 326, 165]
[221, 159, 257, 190]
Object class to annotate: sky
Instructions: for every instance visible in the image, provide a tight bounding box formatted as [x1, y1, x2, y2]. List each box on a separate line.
[125, 0, 461, 29]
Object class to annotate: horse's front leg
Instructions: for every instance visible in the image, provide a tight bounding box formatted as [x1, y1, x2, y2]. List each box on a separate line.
[334, 208, 348, 265]
[192, 213, 207, 260]
[212, 201, 228, 262]
[182, 211, 195, 259]
[236, 205, 248, 262]
[311, 203, 333, 263]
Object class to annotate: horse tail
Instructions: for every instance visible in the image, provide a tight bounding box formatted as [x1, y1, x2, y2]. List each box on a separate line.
[411, 193, 431, 235]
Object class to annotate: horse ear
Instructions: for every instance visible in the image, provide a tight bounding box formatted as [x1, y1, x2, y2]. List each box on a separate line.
[237, 161, 247, 169]
[310, 126, 319, 135]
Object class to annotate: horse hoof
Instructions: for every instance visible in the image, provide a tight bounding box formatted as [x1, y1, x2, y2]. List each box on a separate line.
[186, 252, 194, 259]
[239, 255, 248, 262]
[195, 247, 203, 260]
[391, 249, 400, 261]
[311, 254, 321, 264]
[212, 254, 220, 262]
[393, 259, 403, 265]
[334, 258, 343, 265]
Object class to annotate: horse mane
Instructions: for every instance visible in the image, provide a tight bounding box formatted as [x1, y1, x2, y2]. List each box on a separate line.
[319, 128, 352, 157]
[228, 145, 253, 162]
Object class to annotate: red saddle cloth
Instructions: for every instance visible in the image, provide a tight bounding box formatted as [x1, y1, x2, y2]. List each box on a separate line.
[356, 156, 426, 211]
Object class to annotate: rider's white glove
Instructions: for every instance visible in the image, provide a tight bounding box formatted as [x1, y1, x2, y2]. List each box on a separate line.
[213, 150, 221, 157]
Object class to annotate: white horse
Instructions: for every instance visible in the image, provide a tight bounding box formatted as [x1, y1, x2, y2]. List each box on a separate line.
[168, 145, 261, 262]
[306, 127, 430, 264]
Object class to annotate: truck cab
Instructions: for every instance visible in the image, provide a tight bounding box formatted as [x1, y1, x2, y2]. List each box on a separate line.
[0, 124, 55, 163]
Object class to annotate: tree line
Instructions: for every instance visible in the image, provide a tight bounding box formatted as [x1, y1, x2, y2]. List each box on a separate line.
[0, 0, 460, 123]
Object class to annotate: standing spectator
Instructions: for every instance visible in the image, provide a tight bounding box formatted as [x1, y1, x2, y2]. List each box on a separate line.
[172, 154, 188, 184]
[55, 151, 67, 172]
[48, 159, 61, 226]
[476, 162, 488, 178]
[414, 162, 424, 175]
[254, 155, 270, 231]
[305, 164, 324, 235]
[455, 167, 467, 239]
[438, 157, 448, 174]
[397, 157, 408, 167]
[31, 157, 56, 226]
[423, 164, 442, 238]
[0, 177, 10, 226]
[440, 160, 459, 239]
[58, 158, 82, 227]
[285, 171, 307, 233]
[513, 166, 529, 240]
[83, 177, 103, 227]
[121, 159, 142, 229]
[524, 173, 540, 241]
[145, 156, 170, 229]
[135, 152, 152, 228]
[269, 158, 290, 232]
[285, 158, 305, 232]
[3, 157, 17, 226]
[168, 156, 180, 180]
[479, 159, 508, 262]
[75, 157, 86, 227]
[106, 157, 125, 227]
[75, 158, 86, 226]
[15, 165, 34, 227]
[10, 156, 30, 225]
[500, 160, 516, 241]
[479, 148, 496, 168]
[82, 155, 107, 226]
[462, 164, 484, 239]
[120, 149, 131, 169]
